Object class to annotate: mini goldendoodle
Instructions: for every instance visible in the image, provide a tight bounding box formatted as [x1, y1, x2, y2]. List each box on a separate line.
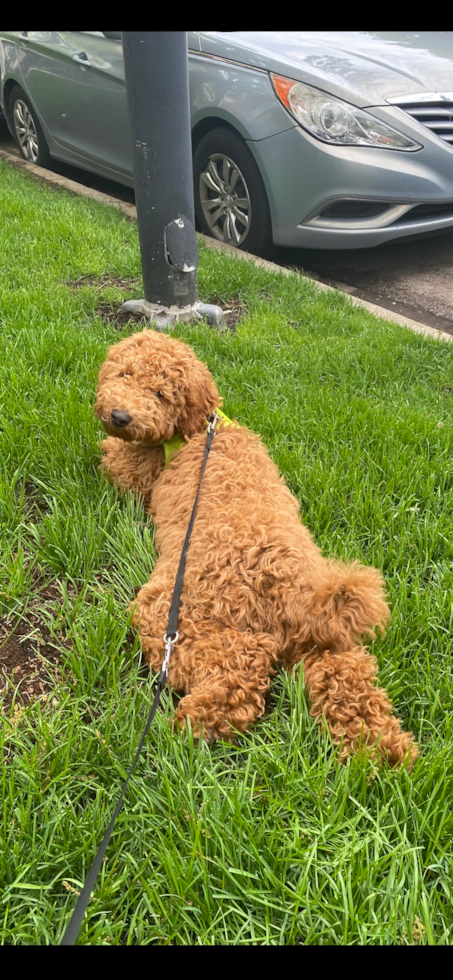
[94, 328, 418, 765]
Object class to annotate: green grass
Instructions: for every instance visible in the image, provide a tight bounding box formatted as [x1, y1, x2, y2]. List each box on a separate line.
[1, 160, 453, 945]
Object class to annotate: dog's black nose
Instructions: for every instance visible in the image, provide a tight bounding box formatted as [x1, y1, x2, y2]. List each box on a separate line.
[111, 409, 133, 428]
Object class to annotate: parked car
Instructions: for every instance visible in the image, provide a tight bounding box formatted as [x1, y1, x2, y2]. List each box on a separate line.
[1, 31, 453, 256]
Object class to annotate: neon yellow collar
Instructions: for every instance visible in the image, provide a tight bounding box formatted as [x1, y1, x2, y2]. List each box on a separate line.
[162, 409, 233, 466]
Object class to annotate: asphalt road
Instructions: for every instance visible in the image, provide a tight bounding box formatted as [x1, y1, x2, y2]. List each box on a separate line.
[281, 236, 453, 335]
[2, 119, 453, 335]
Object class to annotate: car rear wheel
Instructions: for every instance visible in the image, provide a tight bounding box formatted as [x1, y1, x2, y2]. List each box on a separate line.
[193, 127, 278, 259]
[9, 85, 51, 167]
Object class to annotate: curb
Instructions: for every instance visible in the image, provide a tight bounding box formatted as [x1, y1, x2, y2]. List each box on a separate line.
[1, 145, 451, 345]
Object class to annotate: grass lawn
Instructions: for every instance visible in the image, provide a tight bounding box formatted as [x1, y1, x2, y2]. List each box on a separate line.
[1, 160, 453, 946]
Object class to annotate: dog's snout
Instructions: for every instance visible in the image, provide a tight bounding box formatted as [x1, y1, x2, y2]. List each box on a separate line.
[111, 409, 133, 428]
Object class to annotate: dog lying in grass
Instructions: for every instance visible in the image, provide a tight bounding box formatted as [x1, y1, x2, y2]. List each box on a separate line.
[95, 328, 418, 765]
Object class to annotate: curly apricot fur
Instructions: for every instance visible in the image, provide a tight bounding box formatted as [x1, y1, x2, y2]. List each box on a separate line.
[95, 329, 418, 765]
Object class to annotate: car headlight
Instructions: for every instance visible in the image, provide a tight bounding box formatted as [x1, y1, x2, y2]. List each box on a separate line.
[271, 74, 422, 150]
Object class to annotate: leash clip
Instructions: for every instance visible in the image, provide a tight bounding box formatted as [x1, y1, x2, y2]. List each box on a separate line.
[207, 412, 219, 434]
[161, 631, 179, 678]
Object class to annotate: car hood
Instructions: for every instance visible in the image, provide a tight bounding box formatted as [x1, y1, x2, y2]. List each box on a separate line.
[199, 32, 453, 106]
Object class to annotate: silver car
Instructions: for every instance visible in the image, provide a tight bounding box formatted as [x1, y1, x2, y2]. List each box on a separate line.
[1, 31, 453, 256]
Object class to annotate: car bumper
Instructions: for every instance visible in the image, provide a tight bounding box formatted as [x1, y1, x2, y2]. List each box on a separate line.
[248, 121, 453, 249]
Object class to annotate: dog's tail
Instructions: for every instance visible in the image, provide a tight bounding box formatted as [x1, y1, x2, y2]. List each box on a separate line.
[301, 560, 390, 651]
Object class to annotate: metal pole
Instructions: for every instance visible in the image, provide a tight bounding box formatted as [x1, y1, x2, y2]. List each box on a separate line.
[121, 31, 223, 329]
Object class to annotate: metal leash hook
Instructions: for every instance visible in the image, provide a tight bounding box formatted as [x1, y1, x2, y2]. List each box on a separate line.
[160, 631, 179, 684]
[207, 411, 219, 434]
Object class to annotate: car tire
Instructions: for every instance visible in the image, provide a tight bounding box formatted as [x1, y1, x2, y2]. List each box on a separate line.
[193, 127, 279, 259]
[9, 84, 51, 167]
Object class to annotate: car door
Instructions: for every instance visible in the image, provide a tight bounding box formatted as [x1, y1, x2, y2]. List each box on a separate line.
[17, 31, 131, 177]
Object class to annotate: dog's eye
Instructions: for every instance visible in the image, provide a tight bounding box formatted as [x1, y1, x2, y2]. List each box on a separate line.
[155, 391, 165, 399]
[120, 371, 133, 379]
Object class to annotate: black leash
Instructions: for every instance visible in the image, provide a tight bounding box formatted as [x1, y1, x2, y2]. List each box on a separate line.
[59, 413, 218, 946]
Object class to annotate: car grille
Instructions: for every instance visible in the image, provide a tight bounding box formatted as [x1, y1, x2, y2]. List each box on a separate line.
[395, 101, 453, 147]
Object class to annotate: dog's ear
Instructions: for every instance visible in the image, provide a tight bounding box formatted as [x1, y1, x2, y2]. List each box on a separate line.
[175, 357, 220, 438]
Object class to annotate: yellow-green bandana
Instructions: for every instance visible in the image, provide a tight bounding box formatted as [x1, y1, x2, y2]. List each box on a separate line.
[162, 409, 233, 467]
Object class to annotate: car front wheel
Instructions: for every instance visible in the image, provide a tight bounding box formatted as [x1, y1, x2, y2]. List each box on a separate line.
[9, 85, 51, 167]
[193, 127, 278, 259]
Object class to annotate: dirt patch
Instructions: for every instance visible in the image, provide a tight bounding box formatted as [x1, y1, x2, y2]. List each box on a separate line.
[95, 294, 247, 331]
[211, 295, 247, 331]
[95, 301, 148, 329]
[65, 274, 140, 291]
[0, 613, 64, 715]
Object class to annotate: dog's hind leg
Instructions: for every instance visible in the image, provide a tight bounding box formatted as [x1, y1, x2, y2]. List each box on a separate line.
[302, 646, 418, 766]
[172, 627, 278, 742]
[131, 582, 277, 741]
[281, 561, 418, 765]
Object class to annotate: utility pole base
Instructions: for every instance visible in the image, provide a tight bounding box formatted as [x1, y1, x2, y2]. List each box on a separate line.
[122, 298, 225, 330]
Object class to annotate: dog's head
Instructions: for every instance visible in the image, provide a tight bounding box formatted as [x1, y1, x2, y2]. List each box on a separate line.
[94, 330, 219, 443]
